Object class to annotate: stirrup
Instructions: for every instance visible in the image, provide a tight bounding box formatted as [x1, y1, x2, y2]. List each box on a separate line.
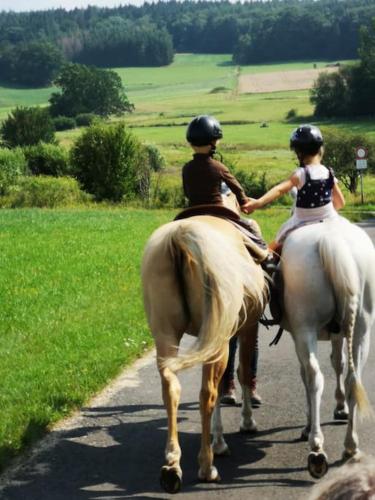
[259, 315, 279, 328]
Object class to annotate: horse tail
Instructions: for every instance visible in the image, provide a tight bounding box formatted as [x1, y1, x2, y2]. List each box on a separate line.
[162, 220, 265, 372]
[319, 230, 372, 417]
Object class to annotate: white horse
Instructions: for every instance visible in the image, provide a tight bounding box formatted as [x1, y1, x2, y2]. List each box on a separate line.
[142, 212, 267, 493]
[280, 217, 375, 478]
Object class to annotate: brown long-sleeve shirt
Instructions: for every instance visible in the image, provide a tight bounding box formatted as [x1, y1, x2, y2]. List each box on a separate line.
[182, 153, 247, 206]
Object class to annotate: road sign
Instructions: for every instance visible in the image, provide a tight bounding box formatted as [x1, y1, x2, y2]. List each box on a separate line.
[356, 146, 368, 159]
[355, 146, 369, 204]
[356, 159, 368, 170]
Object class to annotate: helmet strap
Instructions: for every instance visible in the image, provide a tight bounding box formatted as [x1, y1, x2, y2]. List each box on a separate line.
[209, 143, 216, 157]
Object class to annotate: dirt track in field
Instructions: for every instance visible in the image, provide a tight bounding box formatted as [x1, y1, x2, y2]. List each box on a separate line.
[238, 66, 339, 93]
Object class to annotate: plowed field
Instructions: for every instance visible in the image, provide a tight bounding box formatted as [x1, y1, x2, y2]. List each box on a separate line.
[238, 66, 339, 93]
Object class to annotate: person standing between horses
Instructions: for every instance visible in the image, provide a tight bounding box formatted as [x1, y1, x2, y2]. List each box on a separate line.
[245, 124, 346, 254]
[181, 114, 267, 405]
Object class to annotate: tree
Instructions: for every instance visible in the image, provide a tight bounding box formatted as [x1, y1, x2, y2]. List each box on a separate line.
[49, 63, 134, 118]
[70, 121, 148, 202]
[350, 19, 375, 115]
[1, 106, 55, 147]
[311, 18, 375, 118]
[310, 69, 351, 118]
[322, 128, 375, 193]
[0, 41, 64, 87]
[74, 17, 174, 67]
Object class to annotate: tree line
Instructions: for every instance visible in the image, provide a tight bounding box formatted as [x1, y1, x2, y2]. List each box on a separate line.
[311, 19, 375, 118]
[1, 0, 375, 87]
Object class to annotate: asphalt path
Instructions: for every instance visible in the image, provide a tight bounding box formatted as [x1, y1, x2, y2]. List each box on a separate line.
[0, 220, 374, 500]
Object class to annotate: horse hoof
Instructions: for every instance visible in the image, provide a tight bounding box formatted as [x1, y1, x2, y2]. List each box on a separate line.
[240, 419, 257, 434]
[307, 451, 328, 479]
[198, 465, 220, 482]
[160, 466, 182, 494]
[334, 408, 349, 421]
[213, 442, 230, 456]
[342, 449, 362, 463]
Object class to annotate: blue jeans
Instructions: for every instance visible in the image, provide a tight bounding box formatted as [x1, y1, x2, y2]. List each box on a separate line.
[222, 335, 259, 389]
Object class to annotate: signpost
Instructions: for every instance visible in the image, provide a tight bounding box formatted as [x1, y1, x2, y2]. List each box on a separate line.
[356, 146, 368, 204]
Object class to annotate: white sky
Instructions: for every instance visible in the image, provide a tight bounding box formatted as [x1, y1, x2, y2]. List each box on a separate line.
[0, 0, 146, 12]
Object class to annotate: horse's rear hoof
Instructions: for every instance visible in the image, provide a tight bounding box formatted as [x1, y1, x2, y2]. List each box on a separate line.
[308, 451, 328, 479]
[334, 408, 349, 421]
[160, 466, 182, 494]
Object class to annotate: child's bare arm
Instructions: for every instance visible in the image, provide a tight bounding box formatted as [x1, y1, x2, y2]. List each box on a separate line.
[332, 182, 345, 210]
[244, 174, 298, 213]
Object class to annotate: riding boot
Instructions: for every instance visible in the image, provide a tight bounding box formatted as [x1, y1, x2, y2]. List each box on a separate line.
[220, 378, 237, 405]
[260, 264, 283, 326]
[261, 255, 278, 276]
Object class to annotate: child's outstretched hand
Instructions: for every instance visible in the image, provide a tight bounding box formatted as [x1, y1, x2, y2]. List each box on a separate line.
[241, 198, 260, 214]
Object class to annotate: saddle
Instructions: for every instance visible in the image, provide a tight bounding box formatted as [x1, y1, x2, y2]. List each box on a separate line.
[174, 204, 269, 264]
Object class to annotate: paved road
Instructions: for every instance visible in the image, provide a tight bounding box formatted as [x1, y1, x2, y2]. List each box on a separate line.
[1, 220, 374, 500]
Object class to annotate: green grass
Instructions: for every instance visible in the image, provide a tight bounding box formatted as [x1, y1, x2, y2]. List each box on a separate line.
[0, 208, 171, 469]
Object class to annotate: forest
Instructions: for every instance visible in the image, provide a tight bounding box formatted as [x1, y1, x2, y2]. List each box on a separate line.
[0, 0, 375, 86]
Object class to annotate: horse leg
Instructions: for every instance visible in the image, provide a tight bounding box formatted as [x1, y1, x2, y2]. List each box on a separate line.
[212, 344, 231, 456]
[343, 323, 371, 460]
[198, 353, 227, 482]
[156, 338, 183, 494]
[330, 335, 349, 421]
[299, 364, 311, 441]
[294, 333, 328, 478]
[237, 323, 257, 433]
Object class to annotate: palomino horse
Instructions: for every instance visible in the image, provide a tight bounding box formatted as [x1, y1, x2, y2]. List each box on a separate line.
[141, 205, 267, 493]
[280, 217, 375, 478]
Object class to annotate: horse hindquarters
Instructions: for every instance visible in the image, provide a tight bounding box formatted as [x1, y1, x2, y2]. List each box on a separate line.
[282, 222, 374, 478]
[142, 218, 265, 488]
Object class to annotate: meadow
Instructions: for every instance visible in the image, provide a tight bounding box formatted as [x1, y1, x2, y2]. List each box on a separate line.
[0, 53, 374, 470]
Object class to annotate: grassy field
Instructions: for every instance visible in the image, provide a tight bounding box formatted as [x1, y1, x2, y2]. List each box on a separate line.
[0, 53, 374, 470]
[1, 54, 374, 189]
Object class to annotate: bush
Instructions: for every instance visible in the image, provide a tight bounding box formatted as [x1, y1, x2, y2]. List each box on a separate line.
[322, 127, 375, 193]
[310, 69, 352, 118]
[23, 143, 71, 177]
[223, 156, 268, 198]
[144, 144, 165, 172]
[285, 108, 297, 120]
[0, 176, 91, 208]
[53, 116, 76, 131]
[234, 169, 268, 198]
[0, 147, 27, 195]
[1, 107, 55, 147]
[75, 113, 97, 127]
[152, 185, 185, 208]
[71, 121, 149, 202]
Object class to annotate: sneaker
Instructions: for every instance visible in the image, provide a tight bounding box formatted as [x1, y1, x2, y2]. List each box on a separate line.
[250, 389, 262, 407]
[220, 379, 237, 405]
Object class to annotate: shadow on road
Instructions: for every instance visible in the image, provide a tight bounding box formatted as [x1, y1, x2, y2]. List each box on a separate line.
[2, 402, 314, 499]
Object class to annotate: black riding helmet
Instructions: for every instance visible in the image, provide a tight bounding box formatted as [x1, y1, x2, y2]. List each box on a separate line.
[186, 115, 223, 146]
[290, 124, 323, 155]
